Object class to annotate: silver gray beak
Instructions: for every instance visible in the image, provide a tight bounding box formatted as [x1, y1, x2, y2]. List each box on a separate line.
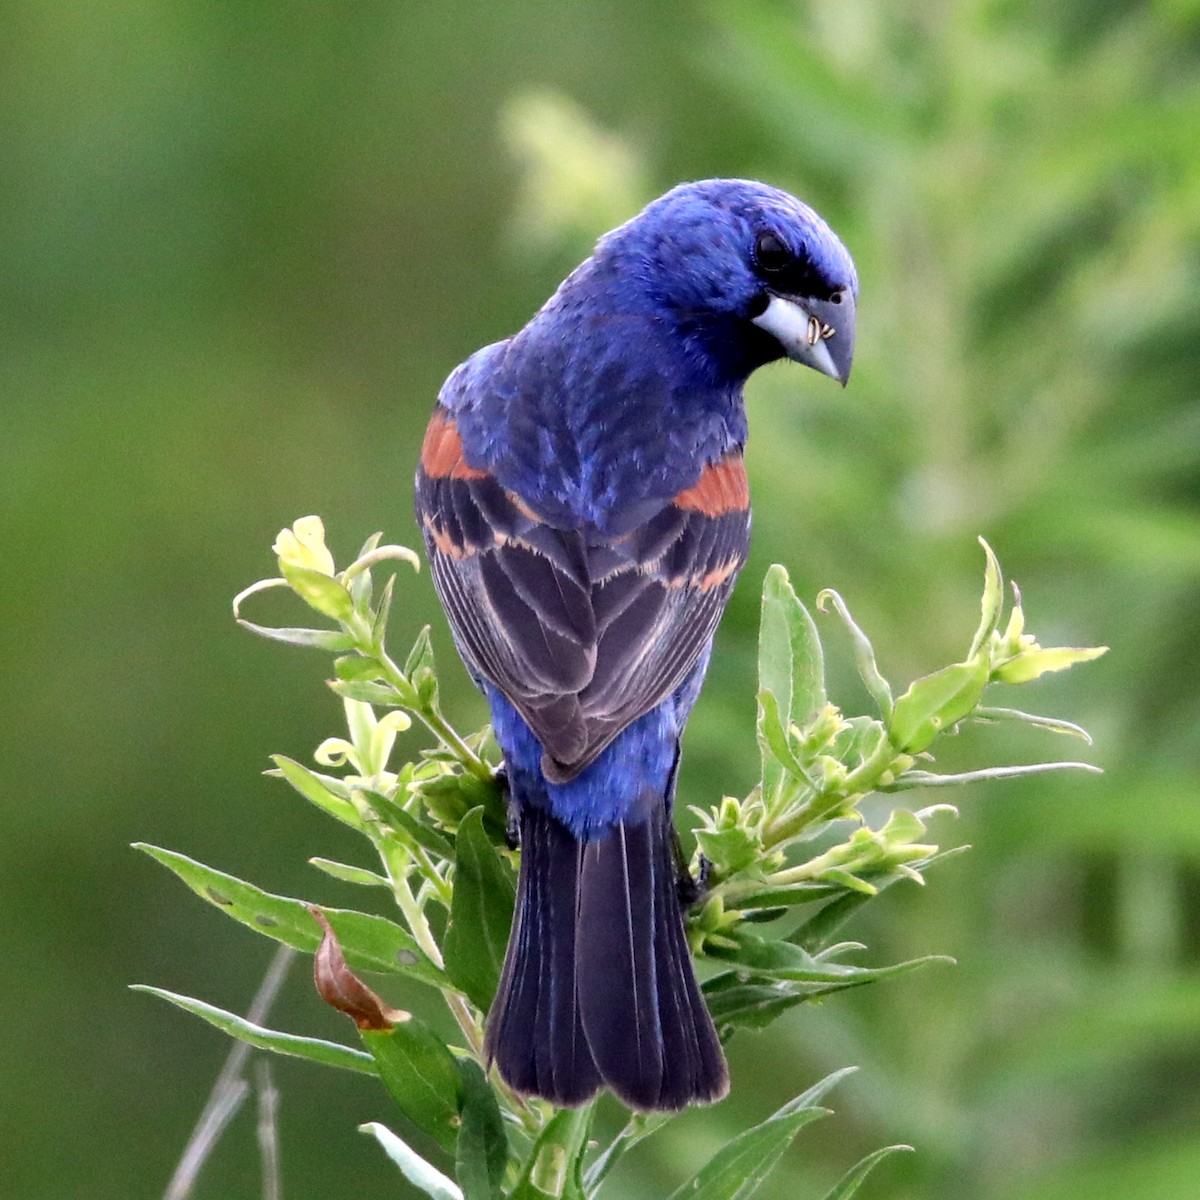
[751, 291, 856, 386]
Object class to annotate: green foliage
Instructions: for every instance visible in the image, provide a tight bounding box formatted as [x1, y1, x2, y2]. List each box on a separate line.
[136, 519, 1102, 1196]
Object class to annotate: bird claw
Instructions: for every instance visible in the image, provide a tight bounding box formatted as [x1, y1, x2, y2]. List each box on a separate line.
[496, 768, 521, 850]
[677, 853, 712, 910]
[671, 824, 711, 910]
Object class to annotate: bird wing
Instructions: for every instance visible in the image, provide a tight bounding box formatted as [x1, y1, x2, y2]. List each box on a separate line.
[415, 407, 750, 780]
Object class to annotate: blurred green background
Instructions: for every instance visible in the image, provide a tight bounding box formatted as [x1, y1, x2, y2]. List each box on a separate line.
[4, 1, 1199, 1196]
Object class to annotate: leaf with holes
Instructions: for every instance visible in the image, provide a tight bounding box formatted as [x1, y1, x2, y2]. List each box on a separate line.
[135, 843, 446, 988]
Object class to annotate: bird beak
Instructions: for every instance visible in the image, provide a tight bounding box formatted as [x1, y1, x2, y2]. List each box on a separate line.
[751, 292, 856, 386]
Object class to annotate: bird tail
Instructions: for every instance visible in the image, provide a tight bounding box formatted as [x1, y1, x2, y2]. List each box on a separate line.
[484, 799, 729, 1111]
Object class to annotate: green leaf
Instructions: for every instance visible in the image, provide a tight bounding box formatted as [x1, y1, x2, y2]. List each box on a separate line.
[405, 624, 437, 677]
[695, 825, 761, 875]
[712, 932, 952, 984]
[886, 762, 1102, 790]
[280, 560, 355, 620]
[758, 566, 825, 797]
[888, 658, 989, 754]
[417, 772, 507, 839]
[333, 654, 387, 682]
[133, 985, 375, 1074]
[820, 867, 878, 896]
[510, 1106, 594, 1200]
[444, 808, 516, 1010]
[817, 1144, 913, 1200]
[271, 755, 363, 829]
[703, 971, 840, 1031]
[328, 678, 405, 706]
[816, 589, 894, 720]
[356, 530, 385, 560]
[308, 857, 390, 888]
[759, 564, 827, 724]
[756, 689, 812, 782]
[662, 1072, 846, 1200]
[792, 889, 884, 952]
[583, 1112, 674, 1193]
[236, 620, 356, 652]
[361, 791, 456, 861]
[361, 1019, 463, 1153]
[372, 573, 397, 649]
[703, 942, 951, 1032]
[360, 1122, 464, 1200]
[968, 537, 1004, 659]
[972, 706, 1094, 742]
[135, 844, 446, 987]
[993, 643, 1108, 684]
[455, 1059, 508, 1200]
[348, 553, 374, 612]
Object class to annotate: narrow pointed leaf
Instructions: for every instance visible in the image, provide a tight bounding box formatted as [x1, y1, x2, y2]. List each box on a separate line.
[583, 1113, 674, 1193]
[308, 857, 390, 888]
[757, 689, 812, 781]
[972, 706, 1093, 742]
[710, 931, 952, 984]
[885, 762, 1102, 790]
[271, 755, 363, 828]
[455, 1059, 508, 1200]
[356, 530, 385, 560]
[134, 844, 446, 987]
[360, 1122, 464, 1200]
[443, 808, 516, 1010]
[703, 971, 845, 1030]
[792, 890, 881, 952]
[818, 1144, 914, 1200]
[662, 1087, 833, 1200]
[360, 791, 456, 861]
[817, 590, 893, 719]
[328, 678, 405, 706]
[968, 537, 1004, 659]
[405, 625, 437, 677]
[372, 572, 397, 649]
[133, 985, 375, 1074]
[236, 619, 356, 651]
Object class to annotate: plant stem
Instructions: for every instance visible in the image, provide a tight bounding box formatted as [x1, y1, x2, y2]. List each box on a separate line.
[386, 855, 445, 971]
[371, 644, 495, 781]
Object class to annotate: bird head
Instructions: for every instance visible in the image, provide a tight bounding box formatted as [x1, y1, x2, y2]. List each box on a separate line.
[595, 179, 858, 386]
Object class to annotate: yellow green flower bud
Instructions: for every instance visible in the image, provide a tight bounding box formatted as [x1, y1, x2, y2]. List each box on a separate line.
[273, 515, 336, 576]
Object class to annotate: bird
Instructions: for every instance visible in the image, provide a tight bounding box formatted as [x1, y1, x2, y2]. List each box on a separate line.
[414, 179, 856, 1111]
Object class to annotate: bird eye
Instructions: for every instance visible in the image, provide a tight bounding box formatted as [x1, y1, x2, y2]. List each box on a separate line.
[830, 290, 845, 306]
[754, 232, 790, 275]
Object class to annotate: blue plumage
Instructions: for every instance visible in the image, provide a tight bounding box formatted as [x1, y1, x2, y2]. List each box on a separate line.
[416, 179, 856, 1110]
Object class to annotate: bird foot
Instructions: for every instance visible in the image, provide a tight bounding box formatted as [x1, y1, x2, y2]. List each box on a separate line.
[496, 767, 521, 850]
[677, 853, 712, 909]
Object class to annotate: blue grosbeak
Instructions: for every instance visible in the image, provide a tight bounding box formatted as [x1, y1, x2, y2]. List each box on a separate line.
[415, 179, 856, 1110]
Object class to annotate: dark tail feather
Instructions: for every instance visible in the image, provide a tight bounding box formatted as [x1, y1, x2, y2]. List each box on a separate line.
[577, 800, 729, 1111]
[486, 800, 728, 1112]
[484, 806, 601, 1106]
